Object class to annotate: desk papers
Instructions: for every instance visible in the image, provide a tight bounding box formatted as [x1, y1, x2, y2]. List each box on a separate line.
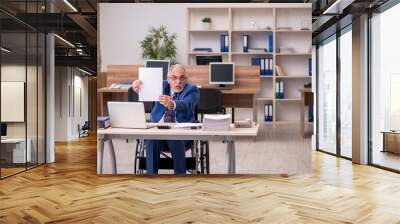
[202, 114, 231, 131]
[139, 67, 163, 101]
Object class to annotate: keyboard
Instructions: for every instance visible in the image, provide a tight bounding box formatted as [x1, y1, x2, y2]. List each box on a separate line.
[146, 123, 174, 128]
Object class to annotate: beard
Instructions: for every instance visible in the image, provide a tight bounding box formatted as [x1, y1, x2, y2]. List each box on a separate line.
[173, 84, 184, 92]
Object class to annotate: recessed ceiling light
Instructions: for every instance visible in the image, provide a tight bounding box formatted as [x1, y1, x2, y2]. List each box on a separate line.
[63, 0, 78, 12]
[1, 47, 11, 53]
[323, 0, 355, 15]
[54, 34, 75, 48]
[78, 67, 93, 76]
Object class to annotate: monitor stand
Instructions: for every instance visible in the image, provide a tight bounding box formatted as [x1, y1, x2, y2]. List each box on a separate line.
[216, 84, 232, 90]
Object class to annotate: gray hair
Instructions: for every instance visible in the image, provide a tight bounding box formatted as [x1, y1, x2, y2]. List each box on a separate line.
[170, 64, 186, 75]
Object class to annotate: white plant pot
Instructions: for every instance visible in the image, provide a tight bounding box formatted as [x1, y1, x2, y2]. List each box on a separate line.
[202, 22, 211, 30]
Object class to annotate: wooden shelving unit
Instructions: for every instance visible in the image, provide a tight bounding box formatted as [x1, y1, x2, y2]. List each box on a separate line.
[187, 5, 312, 123]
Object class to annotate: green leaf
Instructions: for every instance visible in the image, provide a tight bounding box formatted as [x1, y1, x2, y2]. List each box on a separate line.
[140, 25, 177, 62]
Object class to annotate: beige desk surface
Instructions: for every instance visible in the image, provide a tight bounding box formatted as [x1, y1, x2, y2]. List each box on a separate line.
[1, 138, 26, 143]
[98, 124, 259, 138]
[97, 87, 129, 93]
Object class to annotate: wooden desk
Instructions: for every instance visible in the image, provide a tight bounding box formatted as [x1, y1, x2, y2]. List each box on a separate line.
[98, 87, 129, 116]
[1, 138, 32, 164]
[382, 131, 400, 154]
[299, 87, 313, 137]
[98, 65, 260, 121]
[97, 123, 259, 174]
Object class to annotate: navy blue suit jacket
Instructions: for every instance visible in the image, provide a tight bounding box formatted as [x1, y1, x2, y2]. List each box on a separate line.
[150, 80, 199, 123]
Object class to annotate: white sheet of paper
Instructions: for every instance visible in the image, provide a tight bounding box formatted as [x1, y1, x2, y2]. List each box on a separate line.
[138, 67, 163, 101]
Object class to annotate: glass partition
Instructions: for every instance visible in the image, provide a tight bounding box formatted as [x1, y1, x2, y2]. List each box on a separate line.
[38, 32, 46, 165]
[1, 31, 28, 177]
[27, 31, 38, 169]
[339, 27, 352, 158]
[0, 1, 46, 179]
[317, 35, 337, 154]
[370, 3, 400, 171]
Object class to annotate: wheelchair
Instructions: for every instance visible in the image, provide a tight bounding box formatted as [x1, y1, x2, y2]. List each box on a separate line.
[134, 139, 210, 174]
[130, 87, 224, 175]
[78, 121, 90, 138]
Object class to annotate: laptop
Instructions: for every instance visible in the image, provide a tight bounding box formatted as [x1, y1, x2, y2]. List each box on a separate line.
[108, 102, 153, 129]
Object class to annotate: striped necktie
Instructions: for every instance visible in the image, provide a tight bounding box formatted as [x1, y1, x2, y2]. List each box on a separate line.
[163, 93, 177, 123]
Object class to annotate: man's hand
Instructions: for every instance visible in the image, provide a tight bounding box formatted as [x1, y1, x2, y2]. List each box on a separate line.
[159, 95, 175, 110]
[132, 80, 142, 93]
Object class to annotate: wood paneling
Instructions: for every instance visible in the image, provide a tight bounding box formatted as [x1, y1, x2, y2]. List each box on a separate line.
[106, 65, 260, 93]
[97, 72, 107, 117]
[100, 65, 260, 118]
[88, 77, 97, 133]
[106, 65, 141, 86]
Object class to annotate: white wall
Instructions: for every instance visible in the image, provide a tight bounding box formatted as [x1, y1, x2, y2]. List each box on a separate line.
[100, 3, 188, 71]
[99, 3, 310, 72]
[55, 67, 69, 141]
[55, 67, 89, 141]
[1, 64, 46, 164]
[1, 65, 37, 138]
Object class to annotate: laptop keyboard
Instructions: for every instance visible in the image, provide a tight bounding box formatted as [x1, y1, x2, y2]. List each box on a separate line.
[146, 123, 174, 128]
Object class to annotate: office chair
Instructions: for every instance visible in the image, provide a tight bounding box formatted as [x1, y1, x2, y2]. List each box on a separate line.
[78, 121, 90, 138]
[137, 88, 224, 174]
[196, 88, 225, 121]
[196, 88, 225, 174]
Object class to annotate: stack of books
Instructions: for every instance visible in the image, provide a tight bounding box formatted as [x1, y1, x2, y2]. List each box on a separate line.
[202, 114, 231, 131]
[97, 116, 111, 129]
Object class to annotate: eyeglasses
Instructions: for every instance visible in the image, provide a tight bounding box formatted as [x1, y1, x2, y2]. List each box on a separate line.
[168, 76, 187, 82]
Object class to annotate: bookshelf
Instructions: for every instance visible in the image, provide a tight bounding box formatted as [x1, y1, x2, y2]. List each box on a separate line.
[187, 4, 312, 123]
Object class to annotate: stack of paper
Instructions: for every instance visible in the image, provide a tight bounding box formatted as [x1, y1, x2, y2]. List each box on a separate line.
[202, 114, 231, 131]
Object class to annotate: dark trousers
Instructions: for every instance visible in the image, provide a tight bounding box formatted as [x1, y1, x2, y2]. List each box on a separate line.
[144, 140, 188, 174]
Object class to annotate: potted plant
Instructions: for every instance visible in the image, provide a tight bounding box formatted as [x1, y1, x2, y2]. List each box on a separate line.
[140, 25, 177, 63]
[202, 17, 212, 30]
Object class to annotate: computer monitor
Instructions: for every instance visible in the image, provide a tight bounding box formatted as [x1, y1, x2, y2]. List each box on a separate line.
[196, 55, 222, 65]
[1, 123, 7, 137]
[145, 59, 170, 80]
[209, 62, 235, 85]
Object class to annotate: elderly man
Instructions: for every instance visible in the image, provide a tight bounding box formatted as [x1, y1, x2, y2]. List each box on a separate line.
[132, 64, 199, 174]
